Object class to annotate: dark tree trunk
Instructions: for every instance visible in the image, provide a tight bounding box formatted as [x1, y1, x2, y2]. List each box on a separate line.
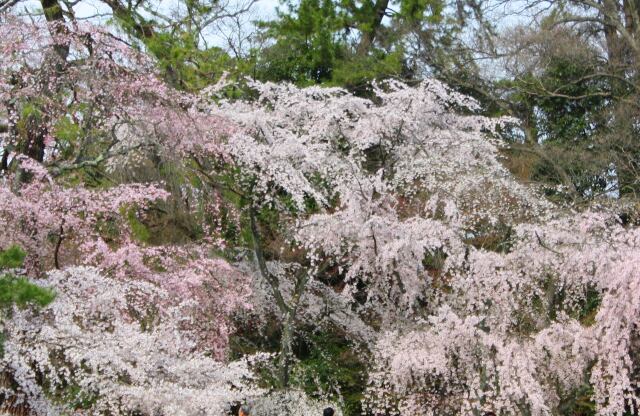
[356, 0, 389, 56]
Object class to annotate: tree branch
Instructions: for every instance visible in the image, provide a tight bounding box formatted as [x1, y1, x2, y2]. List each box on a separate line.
[249, 207, 289, 314]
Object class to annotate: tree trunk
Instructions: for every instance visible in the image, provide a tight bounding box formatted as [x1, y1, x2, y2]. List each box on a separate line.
[40, 0, 70, 61]
[602, 0, 626, 72]
[279, 310, 295, 386]
[356, 0, 389, 56]
[601, 1, 640, 196]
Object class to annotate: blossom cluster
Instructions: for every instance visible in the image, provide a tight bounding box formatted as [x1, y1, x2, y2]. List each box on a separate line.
[1, 14, 639, 416]
[209, 79, 639, 414]
[1, 267, 260, 415]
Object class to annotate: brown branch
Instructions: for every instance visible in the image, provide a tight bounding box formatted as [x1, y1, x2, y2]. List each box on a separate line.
[504, 144, 580, 201]
[535, 231, 562, 255]
[53, 221, 65, 269]
[249, 207, 289, 314]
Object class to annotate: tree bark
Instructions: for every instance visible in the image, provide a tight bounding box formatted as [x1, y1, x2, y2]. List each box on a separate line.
[356, 0, 390, 56]
[249, 207, 296, 386]
[40, 0, 70, 61]
[249, 207, 325, 387]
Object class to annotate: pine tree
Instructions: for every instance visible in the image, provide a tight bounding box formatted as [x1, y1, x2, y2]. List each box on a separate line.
[0, 245, 54, 355]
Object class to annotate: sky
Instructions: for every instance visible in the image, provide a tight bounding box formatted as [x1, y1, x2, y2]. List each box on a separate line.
[14, 0, 549, 51]
[14, 0, 279, 50]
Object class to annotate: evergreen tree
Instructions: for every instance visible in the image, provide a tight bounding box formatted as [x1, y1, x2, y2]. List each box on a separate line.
[0, 245, 54, 310]
[255, 0, 450, 87]
[0, 245, 54, 354]
[256, 0, 345, 84]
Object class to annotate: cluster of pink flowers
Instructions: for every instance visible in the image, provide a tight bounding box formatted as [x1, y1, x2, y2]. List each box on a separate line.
[2, 267, 261, 415]
[212, 78, 639, 414]
[2, 13, 639, 416]
[0, 16, 256, 414]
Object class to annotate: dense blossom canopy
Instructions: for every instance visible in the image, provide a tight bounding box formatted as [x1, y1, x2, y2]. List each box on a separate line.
[0, 14, 639, 416]
[211, 74, 639, 415]
[2, 267, 260, 415]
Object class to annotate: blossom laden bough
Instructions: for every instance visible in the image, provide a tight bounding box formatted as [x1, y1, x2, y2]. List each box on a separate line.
[1, 267, 261, 415]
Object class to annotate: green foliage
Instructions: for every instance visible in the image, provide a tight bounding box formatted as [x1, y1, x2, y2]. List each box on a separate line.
[514, 56, 606, 145]
[256, 0, 345, 85]
[0, 245, 27, 269]
[291, 330, 367, 415]
[125, 208, 151, 243]
[37, 367, 101, 411]
[515, 273, 601, 337]
[60, 383, 100, 410]
[0, 276, 55, 309]
[53, 117, 82, 159]
[145, 31, 236, 91]
[228, 314, 367, 415]
[330, 50, 405, 92]
[422, 247, 447, 275]
[399, 0, 443, 23]
[463, 223, 514, 253]
[15, 101, 45, 156]
[0, 245, 55, 355]
[556, 382, 597, 415]
[20, 102, 43, 121]
[0, 246, 55, 310]
[256, 0, 415, 88]
[53, 117, 81, 143]
[576, 286, 601, 327]
[496, 32, 614, 200]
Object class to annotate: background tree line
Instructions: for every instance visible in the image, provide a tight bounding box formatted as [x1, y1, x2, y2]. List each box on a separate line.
[2, 0, 639, 204]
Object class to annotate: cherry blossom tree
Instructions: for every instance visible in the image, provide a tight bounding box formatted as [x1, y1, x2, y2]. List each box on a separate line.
[201, 78, 639, 414]
[363, 211, 640, 415]
[0, 16, 256, 414]
[1, 266, 261, 415]
[198, 77, 549, 384]
[2, 11, 640, 416]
